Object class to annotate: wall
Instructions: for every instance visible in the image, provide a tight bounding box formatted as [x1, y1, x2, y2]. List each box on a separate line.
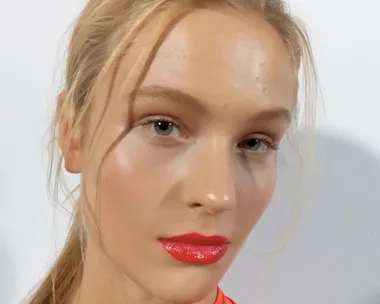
[0, 0, 379, 303]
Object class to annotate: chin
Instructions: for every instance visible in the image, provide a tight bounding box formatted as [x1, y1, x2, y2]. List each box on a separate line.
[141, 267, 221, 304]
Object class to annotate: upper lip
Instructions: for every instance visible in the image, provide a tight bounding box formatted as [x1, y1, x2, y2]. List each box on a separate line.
[158, 232, 230, 246]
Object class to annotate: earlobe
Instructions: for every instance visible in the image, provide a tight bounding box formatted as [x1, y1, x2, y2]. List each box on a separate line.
[57, 91, 83, 174]
[63, 143, 82, 174]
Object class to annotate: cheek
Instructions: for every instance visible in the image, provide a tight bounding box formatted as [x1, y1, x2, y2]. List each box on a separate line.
[82, 134, 173, 247]
[235, 165, 277, 240]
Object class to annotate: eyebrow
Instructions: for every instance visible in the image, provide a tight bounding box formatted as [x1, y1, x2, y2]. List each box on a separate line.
[252, 107, 292, 123]
[135, 84, 291, 123]
[135, 85, 208, 114]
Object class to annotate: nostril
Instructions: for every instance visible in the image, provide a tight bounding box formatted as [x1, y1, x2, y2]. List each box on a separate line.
[190, 202, 203, 208]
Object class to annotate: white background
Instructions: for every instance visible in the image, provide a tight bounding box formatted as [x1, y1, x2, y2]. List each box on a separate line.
[1, 0, 380, 303]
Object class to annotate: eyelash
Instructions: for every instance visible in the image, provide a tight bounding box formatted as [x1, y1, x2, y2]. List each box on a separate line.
[143, 116, 182, 137]
[142, 116, 278, 152]
[238, 138, 279, 152]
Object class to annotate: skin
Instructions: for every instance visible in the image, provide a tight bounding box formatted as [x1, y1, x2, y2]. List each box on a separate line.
[61, 8, 296, 304]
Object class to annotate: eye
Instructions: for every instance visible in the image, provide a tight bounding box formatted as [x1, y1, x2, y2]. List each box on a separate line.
[147, 119, 180, 137]
[238, 137, 277, 152]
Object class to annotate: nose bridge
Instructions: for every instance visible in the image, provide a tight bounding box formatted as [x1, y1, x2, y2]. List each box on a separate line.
[185, 138, 236, 212]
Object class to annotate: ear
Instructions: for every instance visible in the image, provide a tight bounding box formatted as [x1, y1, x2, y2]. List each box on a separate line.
[57, 91, 83, 174]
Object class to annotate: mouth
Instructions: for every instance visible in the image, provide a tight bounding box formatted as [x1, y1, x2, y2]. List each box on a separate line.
[158, 233, 230, 265]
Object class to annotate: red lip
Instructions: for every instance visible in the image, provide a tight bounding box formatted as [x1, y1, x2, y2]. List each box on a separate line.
[158, 233, 230, 265]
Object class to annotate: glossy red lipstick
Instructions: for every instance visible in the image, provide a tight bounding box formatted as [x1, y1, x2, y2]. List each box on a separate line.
[158, 233, 229, 264]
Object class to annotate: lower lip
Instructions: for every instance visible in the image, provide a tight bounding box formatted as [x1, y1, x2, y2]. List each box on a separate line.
[159, 240, 229, 265]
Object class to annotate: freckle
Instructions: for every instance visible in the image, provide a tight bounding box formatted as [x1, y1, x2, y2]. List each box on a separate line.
[218, 100, 228, 109]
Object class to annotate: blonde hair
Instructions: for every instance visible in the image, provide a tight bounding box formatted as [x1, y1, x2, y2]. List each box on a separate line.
[28, 0, 317, 303]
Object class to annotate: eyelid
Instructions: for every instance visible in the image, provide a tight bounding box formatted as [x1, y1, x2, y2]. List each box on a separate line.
[138, 115, 191, 141]
[239, 134, 279, 151]
[242, 133, 273, 143]
[139, 115, 180, 127]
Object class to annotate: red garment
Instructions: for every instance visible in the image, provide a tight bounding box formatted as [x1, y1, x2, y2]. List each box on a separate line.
[215, 287, 236, 304]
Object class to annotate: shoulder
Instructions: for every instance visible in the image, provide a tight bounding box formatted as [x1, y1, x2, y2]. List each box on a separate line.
[216, 287, 237, 304]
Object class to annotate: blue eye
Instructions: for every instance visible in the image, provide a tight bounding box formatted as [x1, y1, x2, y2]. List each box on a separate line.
[240, 138, 263, 151]
[149, 119, 179, 136]
[238, 138, 275, 152]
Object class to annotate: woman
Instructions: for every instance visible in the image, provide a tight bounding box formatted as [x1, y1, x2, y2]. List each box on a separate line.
[28, 0, 317, 303]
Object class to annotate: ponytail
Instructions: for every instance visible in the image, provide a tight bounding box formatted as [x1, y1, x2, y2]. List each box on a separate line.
[27, 209, 84, 304]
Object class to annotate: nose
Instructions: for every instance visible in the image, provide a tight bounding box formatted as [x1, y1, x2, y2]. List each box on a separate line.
[181, 139, 237, 215]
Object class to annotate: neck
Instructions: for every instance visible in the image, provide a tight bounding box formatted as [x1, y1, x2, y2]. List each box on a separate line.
[69, 241, 218, 304]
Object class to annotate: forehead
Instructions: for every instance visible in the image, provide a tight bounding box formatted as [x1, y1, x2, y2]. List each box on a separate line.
[126, 8, 296, 114]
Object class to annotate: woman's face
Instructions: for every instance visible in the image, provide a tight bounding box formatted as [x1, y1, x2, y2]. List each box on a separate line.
[64, 8, 296, 304]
